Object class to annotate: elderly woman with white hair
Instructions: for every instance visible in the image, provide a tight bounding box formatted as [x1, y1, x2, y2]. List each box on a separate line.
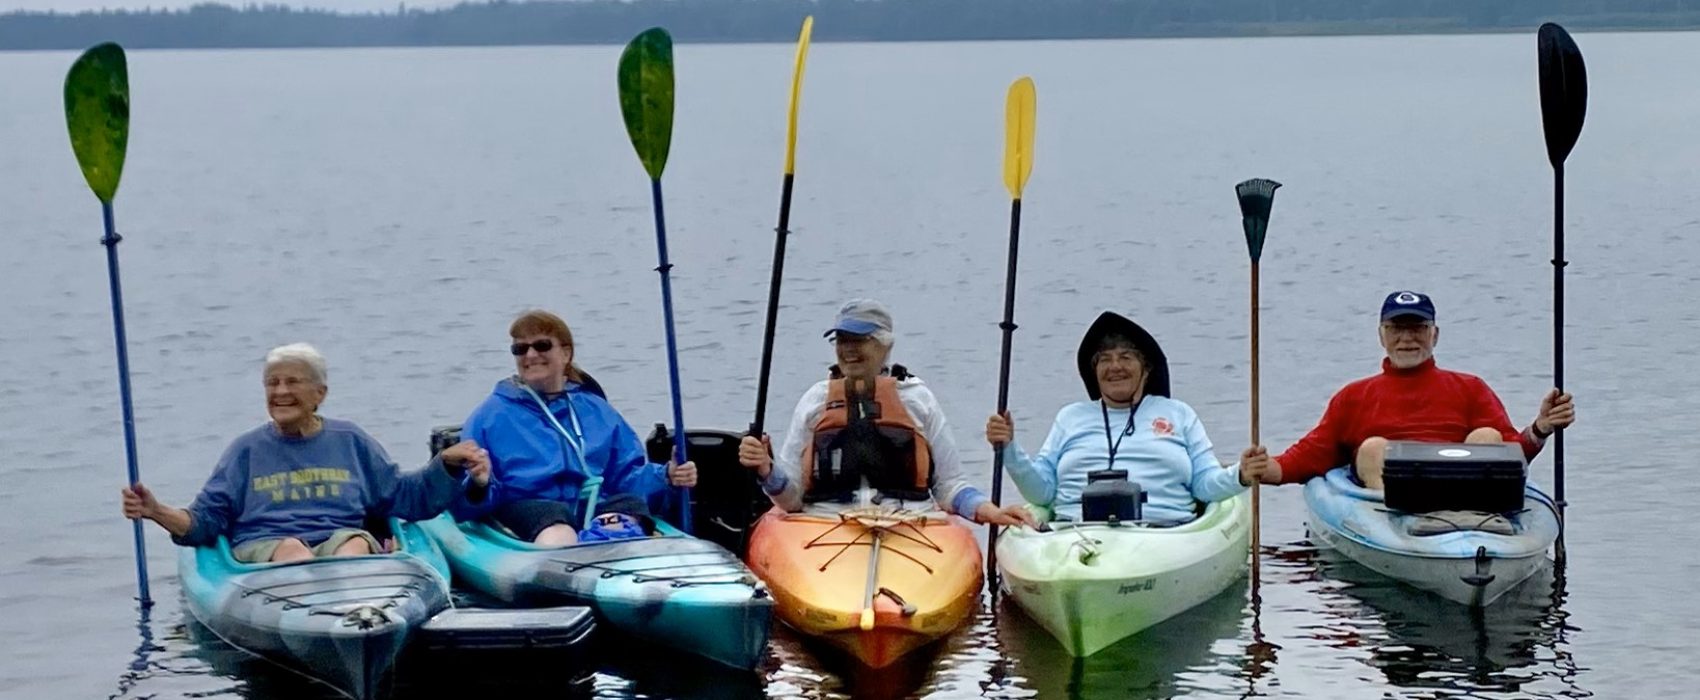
[737, 299, 1035, 527]
[121, 343, 491, 563]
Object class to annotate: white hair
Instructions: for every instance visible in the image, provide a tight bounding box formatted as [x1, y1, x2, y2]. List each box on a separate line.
[871, 329, 895, 349]
[264, 342, 327, 385]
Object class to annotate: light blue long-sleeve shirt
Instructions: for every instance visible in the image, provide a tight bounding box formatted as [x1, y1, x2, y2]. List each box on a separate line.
[1001, 396, 1246, 522]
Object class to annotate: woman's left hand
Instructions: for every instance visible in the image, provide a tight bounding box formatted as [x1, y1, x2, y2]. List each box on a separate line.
[667, 460, 698, 488]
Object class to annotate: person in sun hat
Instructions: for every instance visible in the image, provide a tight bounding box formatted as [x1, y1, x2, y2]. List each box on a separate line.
[120, 342, 491, 562]
[1262, 290, 1577, 489]
[736, 298, 1036, 527]
[983, 311, 1270, 524]
[447, 309, 697, 546]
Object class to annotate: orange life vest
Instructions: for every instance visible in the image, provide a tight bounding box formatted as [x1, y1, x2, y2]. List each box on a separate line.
[799, 371, 933, 503]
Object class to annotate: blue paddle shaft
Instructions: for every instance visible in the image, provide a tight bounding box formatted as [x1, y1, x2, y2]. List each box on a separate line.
[648, 178, 692, 534]
[102, 201, 152, 607]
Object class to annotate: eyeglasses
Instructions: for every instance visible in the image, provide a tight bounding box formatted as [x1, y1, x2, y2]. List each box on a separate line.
[1094, 351, 1143, 368]
[510, 339, 558, 356]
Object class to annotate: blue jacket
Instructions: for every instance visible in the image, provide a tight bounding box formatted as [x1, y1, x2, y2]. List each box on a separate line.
[176, 419, 462, 549]
[450, 377, 669, 521]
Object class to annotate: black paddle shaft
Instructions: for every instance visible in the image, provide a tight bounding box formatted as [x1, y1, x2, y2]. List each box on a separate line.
[1553, 167, 1566, 509]
[987, 198, 1022, 584]
[750, 174, 796, 438]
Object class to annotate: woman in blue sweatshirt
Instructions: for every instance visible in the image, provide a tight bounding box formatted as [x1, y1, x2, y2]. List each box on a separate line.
[120, 343, 491, 563]
[448, 310, 697, 546]
[984, 312, 1273, 523]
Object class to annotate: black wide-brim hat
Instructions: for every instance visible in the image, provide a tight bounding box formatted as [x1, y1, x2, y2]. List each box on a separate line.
[1076, 311, 1171, 400]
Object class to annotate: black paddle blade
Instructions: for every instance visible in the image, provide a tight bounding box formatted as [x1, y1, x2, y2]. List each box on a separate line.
[1235, 178, 1282, 263]
[1538, 23, 1587, 168]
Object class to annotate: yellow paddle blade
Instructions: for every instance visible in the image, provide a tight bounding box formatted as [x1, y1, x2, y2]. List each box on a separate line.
[1002, 76, 1036, 199]
[783, 16, 814, 175]
[859, 607, 875, 631]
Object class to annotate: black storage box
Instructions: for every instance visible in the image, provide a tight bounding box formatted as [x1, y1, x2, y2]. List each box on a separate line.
[1082, 469, 1146, 524]
[1383, 441, 1527, 513]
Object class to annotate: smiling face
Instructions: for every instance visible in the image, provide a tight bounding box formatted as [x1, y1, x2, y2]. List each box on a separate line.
[1093, 342, 1148, 407]
[264, 361, 327, 432]
[833, 333, 889, 380]
[1379, 316, 1439, 368]
[513, 333, 571, 393]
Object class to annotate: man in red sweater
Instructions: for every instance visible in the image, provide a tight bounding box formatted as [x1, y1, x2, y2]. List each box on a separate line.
[1265, 291, 1577, 489]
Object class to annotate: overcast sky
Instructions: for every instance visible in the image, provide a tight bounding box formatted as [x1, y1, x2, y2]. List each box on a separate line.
[0, 1, 468, 11]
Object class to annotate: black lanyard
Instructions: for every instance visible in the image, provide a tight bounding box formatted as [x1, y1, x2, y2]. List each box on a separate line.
[1100, 397, 1144, 464]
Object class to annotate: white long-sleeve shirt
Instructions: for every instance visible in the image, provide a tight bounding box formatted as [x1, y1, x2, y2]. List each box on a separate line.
[761, 376, 988, 517]
[1001, 396, 1246, 522]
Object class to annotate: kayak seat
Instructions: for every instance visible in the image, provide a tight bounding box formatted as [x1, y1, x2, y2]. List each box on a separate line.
[646, 424, 770, 557]
[1402, 509, 1522, 537]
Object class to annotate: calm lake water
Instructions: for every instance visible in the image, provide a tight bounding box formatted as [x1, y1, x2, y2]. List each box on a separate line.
[2, 31, 1697, 699]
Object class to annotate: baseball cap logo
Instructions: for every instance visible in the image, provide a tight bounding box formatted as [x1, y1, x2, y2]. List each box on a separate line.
[1395, 292, 1421, 304]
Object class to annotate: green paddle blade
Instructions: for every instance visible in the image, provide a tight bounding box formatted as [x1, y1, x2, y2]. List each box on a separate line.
[1235, 178, 1281, 263]
[618, 27, 675, 180]
[64, 42, 130, 204]
[1537, 23, 1587, 168]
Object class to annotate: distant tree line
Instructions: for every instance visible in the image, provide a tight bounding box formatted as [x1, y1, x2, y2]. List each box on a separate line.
[3, 0, 1698, 51]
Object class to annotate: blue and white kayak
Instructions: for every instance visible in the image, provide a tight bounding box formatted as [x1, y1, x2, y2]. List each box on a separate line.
[177, 519, 452, 699]
[417, 513, 773, 670]
[1304, 467, 1560, 607]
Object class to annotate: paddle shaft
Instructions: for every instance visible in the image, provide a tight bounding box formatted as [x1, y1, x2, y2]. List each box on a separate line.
[101, 201, 152, 607]
[648, 178, 692, 533]
[1249, 262, 1261, 590]
[1552, 164, 1567, 562]
[750, 174, 794, 438]
[987, 197, 1022, 586]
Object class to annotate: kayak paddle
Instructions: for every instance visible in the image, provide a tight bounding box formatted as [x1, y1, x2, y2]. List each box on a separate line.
[1537, 22, 1586, 562]
[65, 42, 151, 608]
[751, 15, 813, 439]
[986, 76, 1035, 588]
[1235, 177, 1280, 592]
[618, 27, 692, 534]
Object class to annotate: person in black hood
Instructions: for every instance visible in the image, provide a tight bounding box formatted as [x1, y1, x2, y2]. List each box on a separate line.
[984, 312, 1272, 523]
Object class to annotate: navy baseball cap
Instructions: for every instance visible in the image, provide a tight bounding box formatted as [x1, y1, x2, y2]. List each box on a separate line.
[823, 298, 893, 338]
[1380, 290, 1436, 321]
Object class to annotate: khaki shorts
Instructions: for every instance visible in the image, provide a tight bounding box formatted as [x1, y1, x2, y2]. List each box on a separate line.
[232, 528, 381, 563]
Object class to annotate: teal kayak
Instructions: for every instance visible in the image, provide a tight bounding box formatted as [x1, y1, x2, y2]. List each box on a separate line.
[417, 513, 773, 669]
[177, 519, 452, 699]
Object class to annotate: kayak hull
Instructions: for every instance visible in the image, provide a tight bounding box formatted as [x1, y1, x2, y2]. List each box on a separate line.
[746, 508, 983, 668]
[418, 513, 772, 670]
[1304, 467, 1559, 607]
[177, 520, 452, 699]
[996, 492, 1250, 657]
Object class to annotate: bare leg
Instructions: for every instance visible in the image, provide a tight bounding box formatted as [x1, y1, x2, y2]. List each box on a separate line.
[333, 536, 374, 557]
[1465, 427, 1504, 444]
[534, 524, 579, 546]
[1354, 436, 1390, 490]
[270, 537, 313, 563]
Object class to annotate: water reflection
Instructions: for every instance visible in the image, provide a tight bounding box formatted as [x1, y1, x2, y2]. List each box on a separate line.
[995, 582, 1251, 700]
[1298, 547, 1589, 697]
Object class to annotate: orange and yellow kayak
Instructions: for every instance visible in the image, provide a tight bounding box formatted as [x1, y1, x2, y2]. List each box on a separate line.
[746, 506, 983, 668]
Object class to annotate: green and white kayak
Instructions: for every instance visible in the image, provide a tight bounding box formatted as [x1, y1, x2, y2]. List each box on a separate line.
[995, 492, 1250, 657]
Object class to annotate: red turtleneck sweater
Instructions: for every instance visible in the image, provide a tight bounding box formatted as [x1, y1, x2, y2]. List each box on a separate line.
[1274, 357, 1544, 484]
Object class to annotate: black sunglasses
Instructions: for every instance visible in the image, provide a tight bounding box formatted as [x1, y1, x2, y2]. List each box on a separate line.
[510, 339, 557, 356]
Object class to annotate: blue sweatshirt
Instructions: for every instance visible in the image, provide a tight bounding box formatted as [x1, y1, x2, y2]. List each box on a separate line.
[449, 378, 669, 522]
[1001, 396, 1246, 522]
[175, 418, 462, 549]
